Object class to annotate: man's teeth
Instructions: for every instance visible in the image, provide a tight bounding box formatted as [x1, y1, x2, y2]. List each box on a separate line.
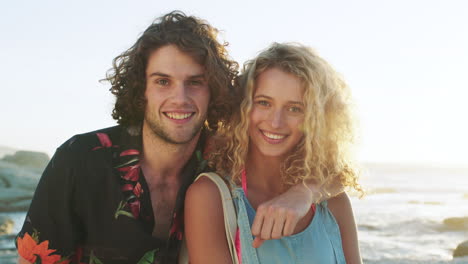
[166, 112, 192, 120]
[262, 131, 285, 140]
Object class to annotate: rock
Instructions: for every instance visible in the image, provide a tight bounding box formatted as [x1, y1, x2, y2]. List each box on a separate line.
[0, 216, 14, 235]
[454, 240, 468, 257]
[0, 164, 41, 191]
[443, 217, 468, 230]
[1, 151, 49, 171]
[0, 152, 45, 212]
[0, 250, 17, 264]
[0, 146, 16, 159]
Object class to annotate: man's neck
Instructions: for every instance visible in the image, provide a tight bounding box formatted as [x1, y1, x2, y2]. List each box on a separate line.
[140, 125, 201, 182]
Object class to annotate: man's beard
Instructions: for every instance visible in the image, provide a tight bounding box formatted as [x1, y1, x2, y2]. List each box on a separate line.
[144, 113, 205, 145]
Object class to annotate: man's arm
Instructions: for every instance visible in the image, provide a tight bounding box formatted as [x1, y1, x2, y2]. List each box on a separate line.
[15, 144, 81, 263]
[251, 179, 344, 248]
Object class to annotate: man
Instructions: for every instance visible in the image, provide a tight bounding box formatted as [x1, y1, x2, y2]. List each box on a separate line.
[16, 11, 339, 264]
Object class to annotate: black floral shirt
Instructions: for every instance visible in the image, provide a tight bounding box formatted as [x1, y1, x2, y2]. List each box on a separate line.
[16, 125, 207, 264]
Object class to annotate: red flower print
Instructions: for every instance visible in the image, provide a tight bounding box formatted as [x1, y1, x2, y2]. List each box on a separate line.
[17, 232, 64, 264]
[96, 133, 112, 147]
[120, 149, 140, 156]
[129, 200, 141, 219]
[115, 149, 143, 220]
[122, 166, 140, 181]
[169, 213, 183, 240]
[121, 184, 133, 192]
[133, 182, 143, 197]
[92, 133, 117, 150]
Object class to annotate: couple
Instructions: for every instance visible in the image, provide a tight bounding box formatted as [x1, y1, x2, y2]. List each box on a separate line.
[16, 11, 361, 264]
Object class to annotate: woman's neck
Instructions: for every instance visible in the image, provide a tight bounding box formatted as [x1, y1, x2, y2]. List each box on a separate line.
[244, 146, 286, 197]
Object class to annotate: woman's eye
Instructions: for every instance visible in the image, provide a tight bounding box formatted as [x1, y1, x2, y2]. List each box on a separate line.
[288, 106, 303, 113]
[256, 100, 270, 106]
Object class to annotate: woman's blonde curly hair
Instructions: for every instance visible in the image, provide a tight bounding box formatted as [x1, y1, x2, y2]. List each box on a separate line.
[209, 42, 362, 195]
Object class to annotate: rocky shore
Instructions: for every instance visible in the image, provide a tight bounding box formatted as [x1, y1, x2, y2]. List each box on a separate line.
[443, 217, 468, 258]
[0, 149, 48, 263]
[0, 150, 48, 212]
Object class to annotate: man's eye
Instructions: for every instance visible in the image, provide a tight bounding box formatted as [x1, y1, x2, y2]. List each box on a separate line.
[156, 79, 169, 85]
[188, 80, 203, 86]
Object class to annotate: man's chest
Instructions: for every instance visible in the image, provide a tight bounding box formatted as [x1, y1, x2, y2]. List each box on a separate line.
[147, 182, 181, 239]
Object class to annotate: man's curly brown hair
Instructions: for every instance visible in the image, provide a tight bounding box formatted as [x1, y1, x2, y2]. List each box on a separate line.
[105, 11, 239, 130]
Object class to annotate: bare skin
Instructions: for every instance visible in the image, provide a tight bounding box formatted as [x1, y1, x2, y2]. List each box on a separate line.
[140, 123, 199, 240]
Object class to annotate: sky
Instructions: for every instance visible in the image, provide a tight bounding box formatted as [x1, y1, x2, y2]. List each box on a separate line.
[1, 0, 467, 166]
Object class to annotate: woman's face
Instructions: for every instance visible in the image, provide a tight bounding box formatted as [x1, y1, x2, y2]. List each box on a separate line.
[248, 67, 305, 158]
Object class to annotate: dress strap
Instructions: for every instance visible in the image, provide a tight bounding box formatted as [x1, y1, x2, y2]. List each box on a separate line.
[241, 168, 248, 195]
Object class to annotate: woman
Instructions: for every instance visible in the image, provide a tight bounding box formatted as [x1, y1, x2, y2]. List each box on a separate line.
[185, 43, 363, 263]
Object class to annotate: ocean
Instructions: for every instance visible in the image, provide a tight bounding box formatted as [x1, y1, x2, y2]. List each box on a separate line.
[1, 164, 468, 263]
[353, 164, 468, 263]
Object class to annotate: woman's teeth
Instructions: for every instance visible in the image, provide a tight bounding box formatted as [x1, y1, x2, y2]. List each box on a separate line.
[262, 131, 285, 140]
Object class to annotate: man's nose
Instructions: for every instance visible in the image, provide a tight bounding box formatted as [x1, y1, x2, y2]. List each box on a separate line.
[172, 82, 189, 103]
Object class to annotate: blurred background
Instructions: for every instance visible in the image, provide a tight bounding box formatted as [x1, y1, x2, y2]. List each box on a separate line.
[1, 0, 467, 263]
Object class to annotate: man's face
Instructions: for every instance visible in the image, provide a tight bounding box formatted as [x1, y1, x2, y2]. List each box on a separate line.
[144, 45, 210, 145]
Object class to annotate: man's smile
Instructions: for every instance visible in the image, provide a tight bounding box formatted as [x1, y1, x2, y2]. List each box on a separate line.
[163, 111, 195, 120]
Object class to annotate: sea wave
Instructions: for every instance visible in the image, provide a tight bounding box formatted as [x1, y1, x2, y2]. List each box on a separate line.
[366, 187, 398, 195]
[407, 200, 443, 205]
[363, 256, 468, 264]
[358, 224, 380, 231]
[358, 216, 468, 236]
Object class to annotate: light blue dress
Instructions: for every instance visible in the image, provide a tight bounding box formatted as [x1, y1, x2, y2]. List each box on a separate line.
[233, 188, 347, 264]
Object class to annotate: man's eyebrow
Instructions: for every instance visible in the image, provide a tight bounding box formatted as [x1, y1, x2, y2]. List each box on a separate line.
[187, 74, 205, 79]
[148, 72, 170, 78]
[147, 73, 205, 79]
[254, 94, 304, 105]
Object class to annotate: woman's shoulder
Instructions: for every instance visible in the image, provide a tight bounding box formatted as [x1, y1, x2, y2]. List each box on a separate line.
[326, 192, 354, 221]
[185, 174, 225, 210]
[188, 175, 221, 196]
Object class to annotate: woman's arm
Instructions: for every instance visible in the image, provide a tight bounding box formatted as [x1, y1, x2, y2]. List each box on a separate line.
[327, 192, 362, 264]
[184, 177, 233, 264]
